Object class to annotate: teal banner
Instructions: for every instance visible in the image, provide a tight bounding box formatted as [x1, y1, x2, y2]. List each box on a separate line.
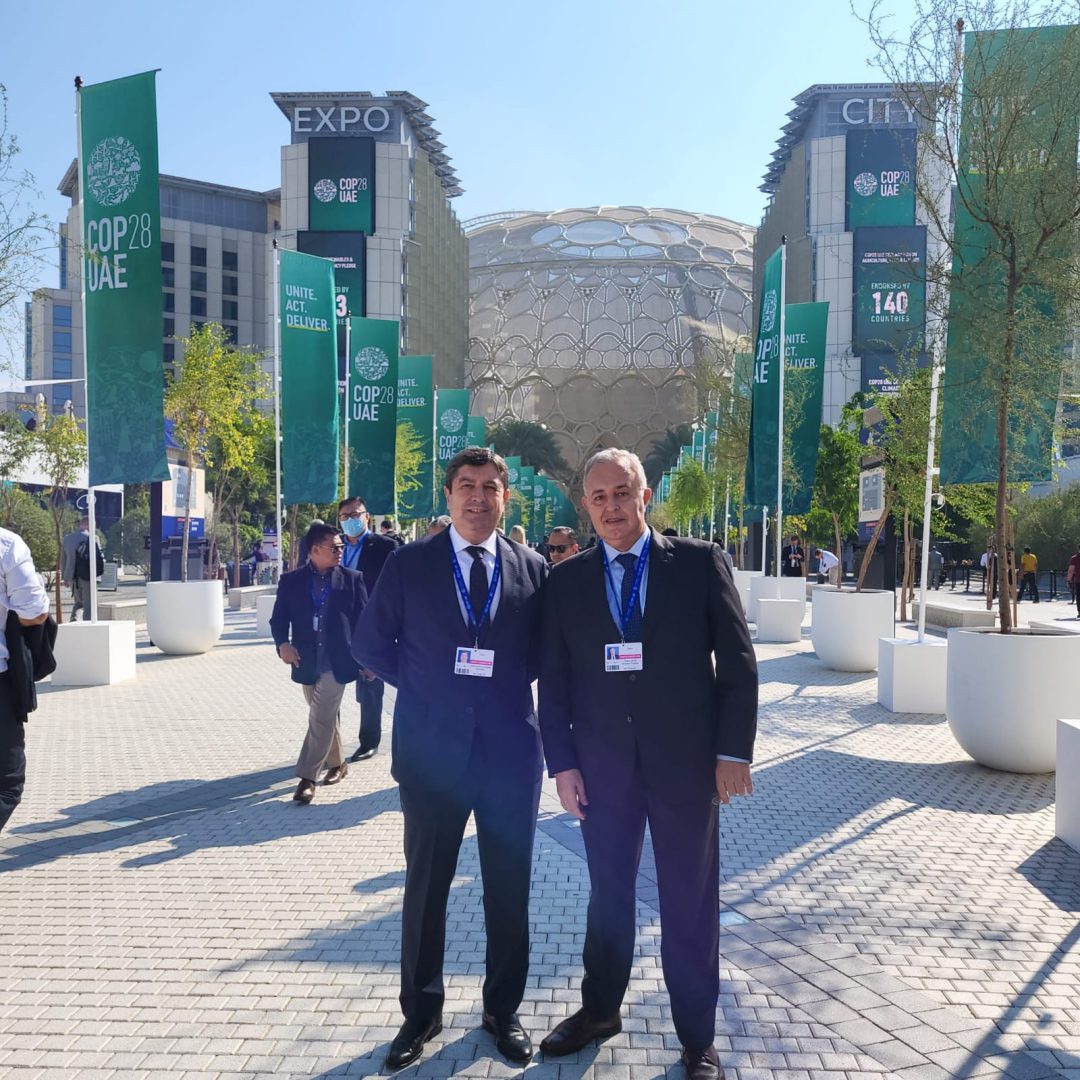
[845, 128, 917, 230]
[397, 355, 434, 519]
[435, 388, 471, 512]
[308, 137, 375, 234]
[347, 317, 398, 513]
[545, 479, 559, 535]
[518, 465, 536, 542]
[79, 71, 169, 485]
[852, 226, 926, 356]
[504, 456, 523, 532]
[745, 246, 783, 507]
[783, 302, 829, 515]
[466, 414, 486, 447]
[279, 249, 339, 505]
[533, 475, 548, 542]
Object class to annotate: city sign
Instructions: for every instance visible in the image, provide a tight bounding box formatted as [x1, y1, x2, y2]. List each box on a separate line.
[840, 97, 917, 125]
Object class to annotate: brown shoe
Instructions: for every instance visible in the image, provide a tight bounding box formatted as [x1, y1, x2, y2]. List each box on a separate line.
[540, 1008, 621, 1057]
[681, 1045, 724, 1080]
[323, 762, 349, 785]
[293, 778, 316, 804]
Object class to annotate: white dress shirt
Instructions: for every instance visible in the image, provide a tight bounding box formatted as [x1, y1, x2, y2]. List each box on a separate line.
[0, 527, 51, 673]
[448, 525, 502, 628]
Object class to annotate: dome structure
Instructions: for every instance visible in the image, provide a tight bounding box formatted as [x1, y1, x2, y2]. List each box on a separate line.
[466, 207, 755, 476]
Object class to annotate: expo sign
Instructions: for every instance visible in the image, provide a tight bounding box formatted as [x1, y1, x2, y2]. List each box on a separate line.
[292, 105, 391, 134]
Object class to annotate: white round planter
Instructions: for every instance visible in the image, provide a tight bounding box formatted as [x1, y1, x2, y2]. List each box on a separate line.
[946, 627, 1080, 773]
[810, 588, 894, 672]
[146, 580, 226, 656]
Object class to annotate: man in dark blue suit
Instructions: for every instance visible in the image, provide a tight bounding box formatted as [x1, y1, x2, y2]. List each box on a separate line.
[270, 522, 368, 805]
[354, 447, 547, 1069]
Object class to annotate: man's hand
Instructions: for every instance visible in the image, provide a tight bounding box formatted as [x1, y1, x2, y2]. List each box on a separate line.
[555, 769, 589, 821]
[278, 643, 301, 668]
[360, 668, 376, 681]
[714, 761, 753, 805]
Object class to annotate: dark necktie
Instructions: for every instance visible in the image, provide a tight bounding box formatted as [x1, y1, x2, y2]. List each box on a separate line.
[616, 552, 643, 640]
[466, 546, 489, 636]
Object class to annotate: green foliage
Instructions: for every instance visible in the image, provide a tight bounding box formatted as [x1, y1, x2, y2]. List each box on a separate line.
[488, 419, 569, 480]
[1011, 484, 1080, 570]
[395, 421, 426, 522]
[3, 489, 57, 573]
[809, 398, 862, 579]
[106, 492, 150, 574]
[667, 459, 710, 534]
[643, 425, 694, 488]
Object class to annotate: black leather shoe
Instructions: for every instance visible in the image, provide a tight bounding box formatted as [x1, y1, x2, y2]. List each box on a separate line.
[482, 1012, 532, 1064]
[323, 762, 348, 785]
[681, 1044, 725, 1080]
[385, 1016, 442, 1070]
[539, 1008, 621, 1056]
[349, 745, 378, 762]
[293, 778, 316, 804]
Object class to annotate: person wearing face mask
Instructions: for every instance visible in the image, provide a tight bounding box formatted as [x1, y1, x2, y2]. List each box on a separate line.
[337, 497, 397, 762]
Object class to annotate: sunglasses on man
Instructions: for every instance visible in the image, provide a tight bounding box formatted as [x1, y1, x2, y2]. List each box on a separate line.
[548, 543, 573, 554]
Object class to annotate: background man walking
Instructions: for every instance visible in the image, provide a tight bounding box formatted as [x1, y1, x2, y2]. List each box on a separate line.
[60, 515, 100, 621]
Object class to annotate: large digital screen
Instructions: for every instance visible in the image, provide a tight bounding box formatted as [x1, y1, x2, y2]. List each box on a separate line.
[852, 225, 926, 357]
[308, 136, 376, 233]
[297, 231, 366, 384]
[846, 128, 917, 229]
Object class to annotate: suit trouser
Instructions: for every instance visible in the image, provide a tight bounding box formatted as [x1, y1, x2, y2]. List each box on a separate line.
[296, 671, 347, 780]
[397, 737, 541, 1022]
[354, 675, 384, 749]
[579, 770, 720, 1052]
[0, 675, 24, 834]
[71, 578, 90, 621]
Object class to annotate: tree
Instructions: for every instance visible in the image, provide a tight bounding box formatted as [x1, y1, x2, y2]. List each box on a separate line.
[106, 492, 151, 577]
[488, 419, 569, 481]
[807, 400, 862, 588]
[667, 458, 710, 535]
[0, 85, 52, 372]
[0, 412, 33, 524]
[643, 425, 694, 488]
[165, 324, 268, 582]
[395, 421, 426, 525]
[867, 2, 1080, 631]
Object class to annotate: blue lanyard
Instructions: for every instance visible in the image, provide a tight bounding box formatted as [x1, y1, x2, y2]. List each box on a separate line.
[450, 543, 502, 647]
[601, 532, 650, 642]
[310, 570, 332, 615]
[341, 531, 367, 570]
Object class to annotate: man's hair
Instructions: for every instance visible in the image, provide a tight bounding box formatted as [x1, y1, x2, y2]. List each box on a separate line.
[548, 525, 578, 545]
[380, 518, 395, 529]
[1024, 546, 1031, 553]
[305, 522, 339, 551]
[582, 447, 647, 491]
[444, 446, 509, 492]
[661, 527, 678, 537]
[338, 496, 367, 513]
[429, 514, 452, 528]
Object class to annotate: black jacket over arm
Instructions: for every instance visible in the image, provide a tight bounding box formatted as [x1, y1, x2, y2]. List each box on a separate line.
[269, 564, 367, 686]
[539, 529, 758, 800]
[352, 529, 548, 792]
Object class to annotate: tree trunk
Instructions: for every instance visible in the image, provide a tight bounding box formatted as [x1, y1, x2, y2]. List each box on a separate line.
[856, 495, 891, 592]
[231, 510, 242, 589]
[996, 284, 1017, 633]
[179, 462, 191, 583]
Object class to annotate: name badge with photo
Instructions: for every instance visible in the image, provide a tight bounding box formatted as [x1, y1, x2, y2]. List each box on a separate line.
[604, 642, 643, 672]
[455, 647, 495, 678]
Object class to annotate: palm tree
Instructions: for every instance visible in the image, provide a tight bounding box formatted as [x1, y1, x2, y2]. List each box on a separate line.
[643, 424, 693, 488]
[488, 419, 570, 480]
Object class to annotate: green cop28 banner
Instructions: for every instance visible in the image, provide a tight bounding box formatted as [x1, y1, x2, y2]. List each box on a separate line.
[347, 318, 398, 513]
[78, 71, 169, 485]
[466, 415, 486, 448]
[278, 249, 339, 505]
[308, 137, 375, 234]
[782, 302, 829, 515]
[846, 128, 917, 230]
[504, 456, 523, 532]
[397, 355, 434, 519]
[434, 389, 470, 512]
[533, 475, 548, 543]
[517, 466, 536, 542]
[297, 231, 366, 384]
[852, 226, 926, 356]
[745, 245, 783, 508]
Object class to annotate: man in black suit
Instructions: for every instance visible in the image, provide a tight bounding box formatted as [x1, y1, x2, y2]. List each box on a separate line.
[354, 447, 547, 1070]
[270, 522, 368, 805]
[336, 496, 396, 762]
[781, 535, 805, 577]
[538, 448, 758, 1080]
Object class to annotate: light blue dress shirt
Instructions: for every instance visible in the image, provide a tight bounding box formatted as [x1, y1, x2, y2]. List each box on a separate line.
[601, 530, 650, 634]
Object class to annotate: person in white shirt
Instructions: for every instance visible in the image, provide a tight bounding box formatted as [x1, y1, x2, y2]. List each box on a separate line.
[817, 548, 840, 585]
[0, 527, 51, 833]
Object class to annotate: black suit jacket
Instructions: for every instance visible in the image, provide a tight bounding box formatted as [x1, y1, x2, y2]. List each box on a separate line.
[270, 563, 368, 686]
[340, 530, 396, 592]
[539, 528, 758, 801]
[352, 529, 548, 791]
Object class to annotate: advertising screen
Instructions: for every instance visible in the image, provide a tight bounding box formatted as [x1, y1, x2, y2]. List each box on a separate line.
[845, 128, 917, 229]
[308, 136, 376, 233]
[851, 225, 926, 357]
[297, 231, 366, 384]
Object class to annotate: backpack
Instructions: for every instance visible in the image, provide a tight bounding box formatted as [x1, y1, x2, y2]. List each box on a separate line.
[75, 537, 104, 580]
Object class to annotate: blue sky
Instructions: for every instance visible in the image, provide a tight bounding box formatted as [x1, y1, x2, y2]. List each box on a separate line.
[4, 0, 905, 328]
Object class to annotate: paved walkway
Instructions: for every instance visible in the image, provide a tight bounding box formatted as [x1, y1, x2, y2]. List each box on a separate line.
[0, 608, 1077, 1079]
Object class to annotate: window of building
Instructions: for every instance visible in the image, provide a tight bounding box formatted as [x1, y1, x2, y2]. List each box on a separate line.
[191, 269, 207, 293]
[163, 342, 176, 363]
[224, 324, 238, 345]
[53, 304, 72, 327]
[54, 359, 73, 379]
[162, 267, 175, 288]
[161, 241, 175, 263]
[164, 318, 175, 338]
[59, 233, 68, 290]
[191, 320, 205, 333]
[191, 245, 207, 266]
[191, 296, 207, 317]
[222, 250, 238, 271]
[52, 384, 72, 410]
[223, 299, 238, 321]
[223, 275, 238, 296]
[52, 330, 72, 352]
[163, 292, 175, 313]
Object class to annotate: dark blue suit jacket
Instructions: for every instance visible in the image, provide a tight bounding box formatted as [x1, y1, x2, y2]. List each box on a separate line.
[352, 529, 548, 791]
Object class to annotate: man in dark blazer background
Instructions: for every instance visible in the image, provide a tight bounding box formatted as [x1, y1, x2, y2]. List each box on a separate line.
[269, 522, 367, 805]
[538, 447, 758, 1080]
[353, 446, 548, 1070]
[336, 495, 397, 762]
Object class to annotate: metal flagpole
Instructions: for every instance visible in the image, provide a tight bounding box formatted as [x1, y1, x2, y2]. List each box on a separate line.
[343, 314, 351, 497]
[917, 332, 943, 643]
[761, 505, 768, 573]
[774, 236, 787, 579]
[272, 243, 284, 583]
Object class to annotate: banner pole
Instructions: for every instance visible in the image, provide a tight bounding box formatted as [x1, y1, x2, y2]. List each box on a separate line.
[917, 333, 943, 643]
[273, 245, 284, 583]
[762, 505, 768, 574]
[343, 315, 351, 496]
[774, 236, 787, 579]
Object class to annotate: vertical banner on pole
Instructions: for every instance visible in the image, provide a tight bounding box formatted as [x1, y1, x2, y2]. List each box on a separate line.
[397, 355, 434, 520]
[533, 476, 548, 543]
[79, 71, 169, 485]
[346, 317, 398, 513]
[278, 249, 339, 505]
[745, 245, 783, 508]
[783, 301, 829, 515]
[434, 389, 471, 513]
[466, 415, 486, 448]
[518, 466, 536, 543]
[545, 480, 559, 536]
[504, 456, 522, 532]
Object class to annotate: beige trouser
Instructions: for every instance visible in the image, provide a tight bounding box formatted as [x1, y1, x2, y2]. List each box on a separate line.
[296, 670, 346, 780]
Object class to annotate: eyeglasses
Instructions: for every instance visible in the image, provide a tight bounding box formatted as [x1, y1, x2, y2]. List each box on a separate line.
[548, 543, 573, 554]
[339, 511, 366, 520]
[324, 543, 344, 552]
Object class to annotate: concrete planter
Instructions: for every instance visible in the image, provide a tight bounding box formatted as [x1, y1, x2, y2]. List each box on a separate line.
[748, 575, 806, 622]
[51, 621, 136, 685]
[731, 569, 762, 618]
[878, 638, 947, 713]
[146, 580, 225, 656]
[811, 588, 894, 672]
[946, 627, 1080, 773]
